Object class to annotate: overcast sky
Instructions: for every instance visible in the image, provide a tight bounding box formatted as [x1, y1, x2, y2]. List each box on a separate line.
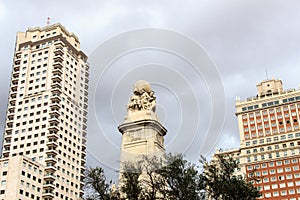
[1, 0, 300, 181]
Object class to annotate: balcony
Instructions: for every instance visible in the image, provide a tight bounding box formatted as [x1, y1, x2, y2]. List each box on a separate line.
[6, 121, 13, 127]
[47, 141, 58, 148]
[45, 157, 57, 164]
[53, 55, 63, 62]
[52, 68, 62, 76]
[5, 128, 12, 135]
[8, 106, 15, 113]
[48, 125, 59, 132]
[83, 117, 87, 123]
[12, 78, 18, 85]
[50, 94, 61, 102]
[7, 116, 13, 121]
[44, 165, 56, 173]
[84, 90, 88, 97]
[51, 75, 62, 82]
[11, 85, 18, 92]
[14, 59, 21, 65]
[4, 133, 12, 140]
[2, 148, 10, 154]
[54, 40, 64, 47]
[46, 149, 58, 156]
[54, 48, 64, 55]
[43, 183, 55, 190]
[51, 87, 62, 95]
[12, 71, 19, 78]
[79, 190, 84, 198]
[53, 61, 63, 69]
[2, 151, 9, 158]
[82, 137, 87, 145]
[49, 109, 60, 117]
[9, 99, 16, 106]
[44, 173, 56, 181]
[10, 92, 17, 99]
[48, 116, 59, 124]
[3, 141, 11, 148]
[42, 191, 55, 199]
[13, 65, 20, 72]
[82, 131, 87, 137]
[81, 151, 86, 159]
[50, 102, 60, 109]
[81, 159, 86, 166]
[83, 124, 87, 131]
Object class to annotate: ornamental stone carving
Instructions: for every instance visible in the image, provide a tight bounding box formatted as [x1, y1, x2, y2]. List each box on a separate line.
[127, 80, 156, 112]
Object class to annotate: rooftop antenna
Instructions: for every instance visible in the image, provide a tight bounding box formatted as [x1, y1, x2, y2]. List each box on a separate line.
[265, 68, 269, 80]
[47, 17, 50, 26]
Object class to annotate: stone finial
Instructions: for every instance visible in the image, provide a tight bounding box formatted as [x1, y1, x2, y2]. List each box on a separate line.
[127, 80, 156, 112]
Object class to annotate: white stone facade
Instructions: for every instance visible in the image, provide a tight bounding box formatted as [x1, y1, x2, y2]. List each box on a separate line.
[1, 23, 89, 200]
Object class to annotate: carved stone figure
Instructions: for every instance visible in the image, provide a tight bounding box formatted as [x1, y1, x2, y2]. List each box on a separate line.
[127, 80, 156, 112]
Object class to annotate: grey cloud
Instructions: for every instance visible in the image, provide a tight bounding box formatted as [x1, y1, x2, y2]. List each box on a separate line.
[1, 0, 300, 182]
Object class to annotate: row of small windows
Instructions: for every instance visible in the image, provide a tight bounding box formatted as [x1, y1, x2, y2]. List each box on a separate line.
[263, 188, 300, 198]
[13, 132, 46, 142]
[32, 31, 56, 39]
[244, 123, 298, 136]
[11, 152, 44, 161]
[17, 102, 48, 112]
[22, 57, 48, 65]
[283, 96, 300, 103]
[244, 115, 298, 125]
[14, 124, 47, 135]
[247, 149, 300, 162]
[15, 109, 48, 120]
[246, 141, 299, 154]
[23, 39, 57, 50]
[248, 161, 299, 171]
[17, 95, 47, 105]
[253, 166, 299, 177]
[21, 170, 42, 183]
[19, 189, 40, 200]
[18, 86, 47, 98]
[259, 178, 300, 185]
[245, 132, 300, 146]
[242, 101, 279, 111]
[242, 101, 300, 112]
[21, 63, 47, 72]
[21, 70, 47, 77]
[23, 50, 48, 58]
[12, 140, 45, 149]
[243, 105, 300, 120]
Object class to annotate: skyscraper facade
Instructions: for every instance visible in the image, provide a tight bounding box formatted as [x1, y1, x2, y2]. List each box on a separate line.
[0, 23, 89, 200]
[235, 79, 300, 199]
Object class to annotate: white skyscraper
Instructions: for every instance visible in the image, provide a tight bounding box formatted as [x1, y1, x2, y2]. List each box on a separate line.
[0, 23, 89, 200]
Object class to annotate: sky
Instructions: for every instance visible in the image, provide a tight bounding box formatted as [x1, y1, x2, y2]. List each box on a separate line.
[1, 0, 300, 181]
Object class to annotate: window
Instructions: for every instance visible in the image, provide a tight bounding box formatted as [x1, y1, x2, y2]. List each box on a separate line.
[277, 168, 284, 173]
[1, 180, 6, 186]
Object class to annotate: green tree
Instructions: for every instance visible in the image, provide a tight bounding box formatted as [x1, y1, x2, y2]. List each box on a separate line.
[85, 166, 119, 200]
[120, 161, 143, 200]
[120, 155, 164, 200]
[199, 153, 260, 200]
[120, 154, 202, 200]
[158, 153, 201, 200]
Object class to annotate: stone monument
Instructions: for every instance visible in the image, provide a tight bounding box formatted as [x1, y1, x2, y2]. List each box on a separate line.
[118, 80, 167, 164]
